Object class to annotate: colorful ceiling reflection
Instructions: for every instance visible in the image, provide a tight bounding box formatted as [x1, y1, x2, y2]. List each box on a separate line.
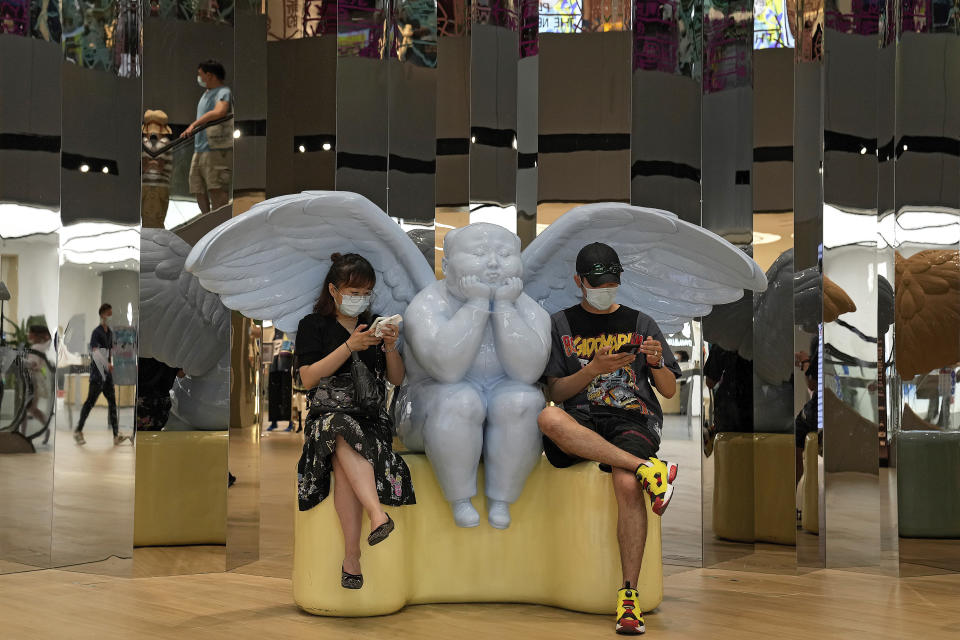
[754, 0, 795, 49]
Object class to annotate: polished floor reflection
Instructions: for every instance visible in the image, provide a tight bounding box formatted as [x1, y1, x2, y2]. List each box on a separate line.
[51, 406, 134, 575]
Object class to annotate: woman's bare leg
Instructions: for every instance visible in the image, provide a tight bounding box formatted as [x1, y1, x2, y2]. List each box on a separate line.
[333, 435, 388, 529]
[332, 455, 363, 574]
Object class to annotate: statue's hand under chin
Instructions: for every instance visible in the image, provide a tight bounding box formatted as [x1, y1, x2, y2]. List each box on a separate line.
[493, 277, 523, 303]
[459, 275, 492, 302]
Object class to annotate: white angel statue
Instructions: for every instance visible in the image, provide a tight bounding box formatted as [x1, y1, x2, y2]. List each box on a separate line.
[185, 192, 767, 527]
[139, 228, 232, 429]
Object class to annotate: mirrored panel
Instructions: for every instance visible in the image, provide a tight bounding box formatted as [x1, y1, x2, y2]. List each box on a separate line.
[336, 0, 390, 210]
[0, 22, 62, 575]
[821, 0, 890, 574]
[434, 0, 470, 275]
[388, 0, 438, 225]
[53, 5, 142, 573]
[265, 1, 337, 197]
[136, 8, 236, 576]
[537, 7, 632, 232]
[700, 0, 756, 569]
[630, 0, 704, 568]
[792, 0, 824, 569]
[54, 223, 139, 575]
[892, 5, 960, 576]
[227, 0, 267, 573]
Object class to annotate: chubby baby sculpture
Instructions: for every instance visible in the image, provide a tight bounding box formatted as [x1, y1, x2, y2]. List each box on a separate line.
[184, 192, 768, 528]
[399, 224, 551, 529]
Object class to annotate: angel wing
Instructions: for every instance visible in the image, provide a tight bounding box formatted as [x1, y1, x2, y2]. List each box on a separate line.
[140, 228, 231, 377]
[895, 249, 960, 379]
[702, 249, 794, 384]
[185, 191, 436, 336]
[522, 203, 767, 335]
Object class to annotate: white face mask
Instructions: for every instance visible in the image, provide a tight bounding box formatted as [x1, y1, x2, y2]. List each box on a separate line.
[335, 288, 371, 318]
[101, 315, 111, 327]
[582, 284, 618, 311]
[197, 75, 207, 88]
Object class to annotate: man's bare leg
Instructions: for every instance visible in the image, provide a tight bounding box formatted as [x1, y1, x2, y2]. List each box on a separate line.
[209, 188, 229, 211]
[538, 406, 648, 472]
[612, 467, 648, 586]
[196, 192, 211, 214]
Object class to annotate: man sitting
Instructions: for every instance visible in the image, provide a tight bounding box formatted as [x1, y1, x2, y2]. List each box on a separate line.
[537, 242, 681, 636]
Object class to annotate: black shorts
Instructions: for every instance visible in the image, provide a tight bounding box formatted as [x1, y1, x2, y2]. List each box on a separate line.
[543, 407, 660, 471]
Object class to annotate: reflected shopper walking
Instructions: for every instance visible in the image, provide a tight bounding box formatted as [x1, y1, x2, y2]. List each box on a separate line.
[74, 304, 129, 446]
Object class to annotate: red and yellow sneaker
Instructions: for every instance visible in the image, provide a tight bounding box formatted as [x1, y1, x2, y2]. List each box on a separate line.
[615, 583, 645, 635]
[636, 457, 678, 516]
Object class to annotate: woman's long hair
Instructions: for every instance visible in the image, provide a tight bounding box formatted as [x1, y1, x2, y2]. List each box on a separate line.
[314, 253, 376, 323]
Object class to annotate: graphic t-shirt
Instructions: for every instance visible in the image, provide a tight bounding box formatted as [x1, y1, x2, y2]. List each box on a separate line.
[543, 304, 682, 424]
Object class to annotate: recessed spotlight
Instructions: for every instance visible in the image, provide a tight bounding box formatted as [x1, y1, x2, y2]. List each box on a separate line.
[902, 144, 908, 152]
[101, 166, 109, 174]
[512, 137, 517, 150]
[233, 129, 241, 138]
[860, 147, 867, 155]
[299, 145, 306, 153]
[80, 164, 90, 173]
[471, 136, 476, 144]
[322, 142, 332, 151]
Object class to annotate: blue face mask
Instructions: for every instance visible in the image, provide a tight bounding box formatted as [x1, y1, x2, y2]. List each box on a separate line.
[197, 75, 207, 88]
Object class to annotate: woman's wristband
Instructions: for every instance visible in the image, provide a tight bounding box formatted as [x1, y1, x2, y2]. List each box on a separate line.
[343, 341, 353, 353]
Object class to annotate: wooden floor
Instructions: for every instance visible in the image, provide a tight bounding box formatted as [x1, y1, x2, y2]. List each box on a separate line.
[2, 563, 959, 639]
[5, 416, 960, 637]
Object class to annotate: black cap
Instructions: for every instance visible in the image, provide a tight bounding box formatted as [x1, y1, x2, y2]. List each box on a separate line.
[576, 242, 622, 287]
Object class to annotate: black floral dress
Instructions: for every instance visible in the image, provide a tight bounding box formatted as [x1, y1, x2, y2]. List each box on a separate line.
[295, 313, 416, 511]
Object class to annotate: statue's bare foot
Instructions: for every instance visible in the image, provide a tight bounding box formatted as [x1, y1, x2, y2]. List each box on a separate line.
[452, 499, 480, 528]
[487, 500, 511, 530]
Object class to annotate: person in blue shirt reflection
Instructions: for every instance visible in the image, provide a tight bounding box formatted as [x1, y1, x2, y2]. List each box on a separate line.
[181, 59, 233, 214]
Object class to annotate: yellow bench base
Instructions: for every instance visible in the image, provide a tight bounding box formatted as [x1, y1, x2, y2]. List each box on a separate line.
[713, 432, 796, 545]
[134, 431, 228, 546]
[294, 454, 662, 616]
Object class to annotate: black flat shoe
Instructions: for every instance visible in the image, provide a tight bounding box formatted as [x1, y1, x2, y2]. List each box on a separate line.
[341, 566, 363, 590]
[367, 514, 395, 546]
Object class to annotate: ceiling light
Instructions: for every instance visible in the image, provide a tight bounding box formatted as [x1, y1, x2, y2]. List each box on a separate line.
[471, 136, 476, 143]
[233, 129, 241, 138]
[102, 166, 109, 173]
[80, 164, 90, 173]
[860, 147, 867, 155]
[299, 145, 306, 153]
[322, 142, 332, 151]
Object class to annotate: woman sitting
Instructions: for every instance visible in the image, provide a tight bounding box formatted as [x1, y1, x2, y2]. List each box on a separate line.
[295, 253, 415, 590]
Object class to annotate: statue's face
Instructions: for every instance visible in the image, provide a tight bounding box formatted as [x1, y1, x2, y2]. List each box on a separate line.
[443, 224, 522, 291]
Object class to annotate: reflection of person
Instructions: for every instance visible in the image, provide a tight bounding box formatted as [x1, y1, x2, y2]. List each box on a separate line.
[795, 335, 819, 484]
[703, 344, 753, 441]
[74, 304, 129, 446]
[266, 332, 293, 432]
[141, 109, 174, 228]
[295, 253, 414, 590]
[20, 325, 54, 433]
[537, 242, 680, 637]
[182, 60, 233, 214]
[135, 357, 183, 432]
